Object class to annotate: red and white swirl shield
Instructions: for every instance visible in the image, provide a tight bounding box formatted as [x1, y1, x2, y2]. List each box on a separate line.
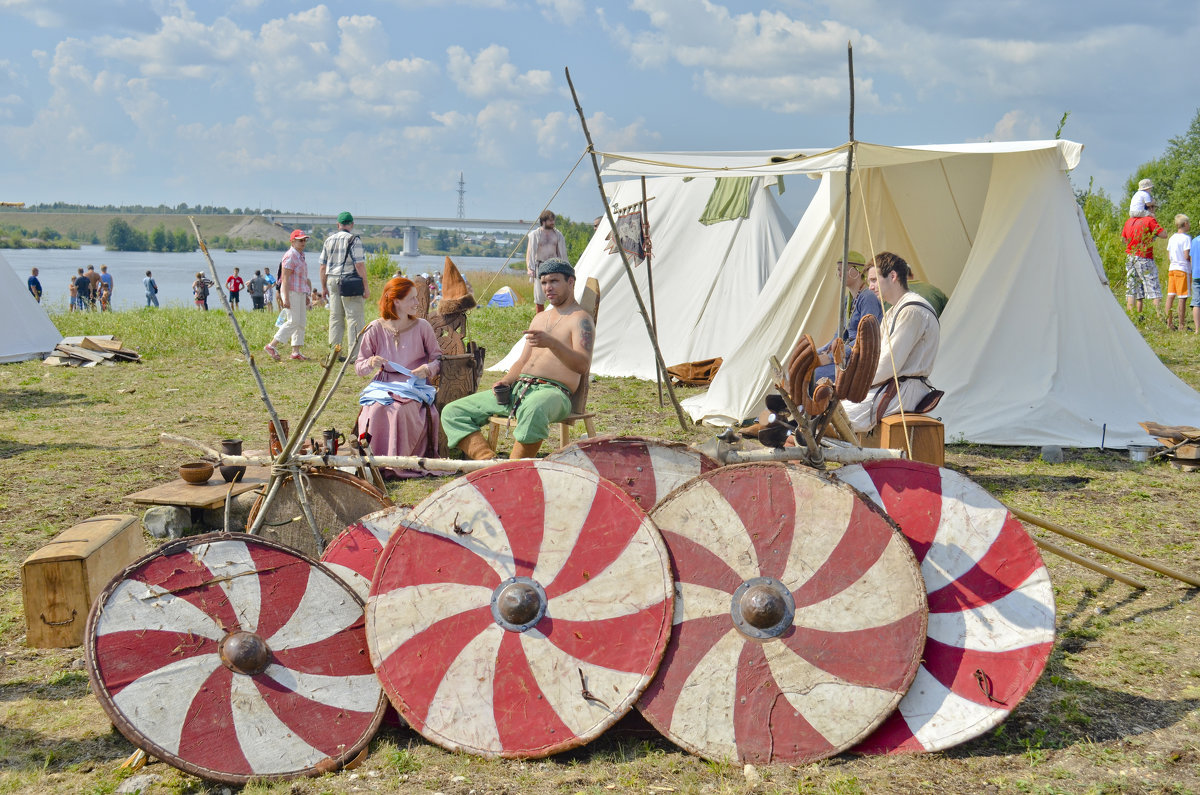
[641, 462, 927, 764]
[366, 460, 674, 758]
[321, 507, 415, 601]
[834, 460, 1056, 753]
[548, 435, 720, 512]
[85, 534, 386, 784]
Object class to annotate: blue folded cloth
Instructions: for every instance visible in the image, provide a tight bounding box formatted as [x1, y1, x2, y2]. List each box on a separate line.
[359, 360, 436, 406]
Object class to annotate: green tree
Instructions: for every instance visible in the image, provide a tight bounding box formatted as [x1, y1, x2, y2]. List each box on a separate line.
[1128, 107, 1200, 225]
[150, 224, 169, 252]
[106, 218, 149, 251]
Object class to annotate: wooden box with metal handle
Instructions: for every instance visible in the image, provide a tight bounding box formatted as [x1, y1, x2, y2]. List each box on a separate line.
[21, 514, 145, 648]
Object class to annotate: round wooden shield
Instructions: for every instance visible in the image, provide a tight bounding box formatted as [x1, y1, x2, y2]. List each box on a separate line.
[320, 506, 414, 601]
[833, 460, 1056, 754]
[85, 533, 387, 784]
[366, 460, 674, 759]
[641, 462, 928, 764]
[547, 435, 719, 512]
[247, 469, 392, 558]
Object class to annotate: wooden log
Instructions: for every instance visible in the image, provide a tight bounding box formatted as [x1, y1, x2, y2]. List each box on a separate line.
[1031, 536, 1147, 590]
[1011, 507, 1200, 588]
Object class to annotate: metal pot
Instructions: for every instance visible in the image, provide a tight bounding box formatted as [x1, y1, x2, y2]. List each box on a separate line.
[1128, 444, 1156, 463]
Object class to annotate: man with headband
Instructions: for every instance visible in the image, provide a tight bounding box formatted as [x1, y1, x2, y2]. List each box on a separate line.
[442, 258, 594, 460]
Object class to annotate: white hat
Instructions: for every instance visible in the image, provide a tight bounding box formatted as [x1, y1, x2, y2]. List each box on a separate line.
[1138, 178, 1154, 191]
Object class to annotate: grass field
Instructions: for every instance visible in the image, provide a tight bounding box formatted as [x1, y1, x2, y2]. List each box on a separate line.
[1, 271, 1198, 794]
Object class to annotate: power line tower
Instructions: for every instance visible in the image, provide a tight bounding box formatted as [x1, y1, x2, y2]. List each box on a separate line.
[456, 172, 466, 219]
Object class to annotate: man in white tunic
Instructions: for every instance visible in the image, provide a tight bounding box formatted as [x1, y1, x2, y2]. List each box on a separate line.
[843, 251, 940, 433]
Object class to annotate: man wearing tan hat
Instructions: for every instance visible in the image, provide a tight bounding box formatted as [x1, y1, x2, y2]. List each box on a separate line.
[814, 249, 881, 383]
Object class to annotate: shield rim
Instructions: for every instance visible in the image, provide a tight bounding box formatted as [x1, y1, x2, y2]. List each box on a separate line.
[85, 531, 388, 784]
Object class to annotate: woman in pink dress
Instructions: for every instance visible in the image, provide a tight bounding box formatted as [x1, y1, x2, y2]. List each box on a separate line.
[355, 277, 442, 478]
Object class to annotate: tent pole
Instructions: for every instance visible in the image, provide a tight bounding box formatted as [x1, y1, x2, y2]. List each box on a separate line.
[565, 67, 690, 433]
[642, 175, 664, 406]
[837, 41, 855, 343]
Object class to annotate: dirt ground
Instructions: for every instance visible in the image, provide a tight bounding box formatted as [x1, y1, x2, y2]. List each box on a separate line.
[1, 305, 1198, 794]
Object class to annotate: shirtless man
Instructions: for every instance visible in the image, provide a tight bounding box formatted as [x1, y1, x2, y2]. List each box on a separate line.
[526, 210, 567, 313]
[441, 258, 594, 460]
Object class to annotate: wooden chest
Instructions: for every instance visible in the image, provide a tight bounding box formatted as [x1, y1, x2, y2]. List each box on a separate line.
[22, 514, 146, 648]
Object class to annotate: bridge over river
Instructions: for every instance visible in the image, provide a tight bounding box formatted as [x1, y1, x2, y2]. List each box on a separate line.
[264, 214, 532, 257]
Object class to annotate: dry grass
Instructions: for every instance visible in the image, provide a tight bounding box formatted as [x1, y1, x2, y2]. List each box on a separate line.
[1, 284, 1199, 794]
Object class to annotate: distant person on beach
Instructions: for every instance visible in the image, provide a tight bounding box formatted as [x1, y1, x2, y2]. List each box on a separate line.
[247, 269, 266, 310]
[264, 230, 312, 362]
[226, 267, 244, 308]
[263, 270, 276, 308]
[320, 211, 368, 358]
[99, 283, 112, 312]
[99, 265, 113, 300]
[85, 265, 101, 309]
[192, 272, 214, 310]
[143, 270, 159, 307]
[27, 268, 41, 303]
[310, 287, 325, 308]
[73, 269, 91, 311]
[526, 210, 566, 314]
[1167, 215, 1192, 331]
[68, 276, 78, 311]
[1122, 200, 1167, 317]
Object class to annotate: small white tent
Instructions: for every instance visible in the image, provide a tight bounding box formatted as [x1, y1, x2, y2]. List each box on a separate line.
[491, 175, 793, 378]
[0, 252, 59, 363]
[598, 141, 1200, 447]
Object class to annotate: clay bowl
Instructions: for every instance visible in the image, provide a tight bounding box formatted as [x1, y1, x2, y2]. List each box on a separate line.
[179, 461, 214, 485]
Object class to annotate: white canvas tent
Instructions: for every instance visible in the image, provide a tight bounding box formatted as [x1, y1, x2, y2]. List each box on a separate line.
[0, 252, 59, 363]
[597, 141, 1200, 447]
[491, 175, 793, 379]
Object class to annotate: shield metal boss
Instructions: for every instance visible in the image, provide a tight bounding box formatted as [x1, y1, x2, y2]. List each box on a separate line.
[321, 506, 415, 601]
[366, 460, 674, 759]
[548, 435, 719, 512]
[247, 469, 392, 557]
[85, 533, 387, 784]
[641, 462, 927, 764]
[834, 460, 1056, 754]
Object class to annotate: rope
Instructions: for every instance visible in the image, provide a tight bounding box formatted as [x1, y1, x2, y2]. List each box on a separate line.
[477, 148, 589, 299]
[852, 169, 912, 459]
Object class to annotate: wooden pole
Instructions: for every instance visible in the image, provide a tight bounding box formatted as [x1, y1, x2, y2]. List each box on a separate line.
[565, 67, 690, 433]
[837, 42, 855, 343]
[642, 176, 664, 407]
[1032, 537, 1147, 590]
[1011, 507, 1200, 588]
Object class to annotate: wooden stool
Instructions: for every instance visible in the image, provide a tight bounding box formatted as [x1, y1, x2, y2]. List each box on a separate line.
[488, 412, 598, 452]
[863, 414, 945, 466]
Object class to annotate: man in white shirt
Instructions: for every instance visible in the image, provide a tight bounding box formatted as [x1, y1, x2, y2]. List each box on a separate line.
[842, 252, 941, 433]
[1167, 215, 1192, 331]
[525, 210, 566, 313]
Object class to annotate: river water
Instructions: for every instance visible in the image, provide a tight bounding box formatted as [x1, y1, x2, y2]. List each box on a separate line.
[4, 245, 517, 311]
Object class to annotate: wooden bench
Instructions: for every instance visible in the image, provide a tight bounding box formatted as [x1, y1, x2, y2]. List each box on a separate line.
[862, 414, 945, 466]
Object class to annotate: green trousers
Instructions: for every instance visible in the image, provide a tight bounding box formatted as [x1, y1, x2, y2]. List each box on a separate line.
[442, 376, 572, 448]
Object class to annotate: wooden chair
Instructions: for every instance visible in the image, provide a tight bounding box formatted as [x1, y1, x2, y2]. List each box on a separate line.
[488, 277, 600, 451]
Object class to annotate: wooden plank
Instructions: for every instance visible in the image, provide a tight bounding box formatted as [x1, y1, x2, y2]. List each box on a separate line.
[60, 334, 114, 345]
[56, 344, 107, 362]
[80, 337, 125, 352]
[124, 466, 270, 509]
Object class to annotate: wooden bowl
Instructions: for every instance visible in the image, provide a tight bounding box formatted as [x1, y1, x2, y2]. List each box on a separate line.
[179, 461, 214, 484]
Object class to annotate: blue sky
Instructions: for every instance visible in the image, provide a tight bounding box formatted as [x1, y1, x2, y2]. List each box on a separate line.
[0, 0, 1194, 224]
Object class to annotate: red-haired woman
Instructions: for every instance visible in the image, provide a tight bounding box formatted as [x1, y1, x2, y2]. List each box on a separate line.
[355, 277, 442, 477]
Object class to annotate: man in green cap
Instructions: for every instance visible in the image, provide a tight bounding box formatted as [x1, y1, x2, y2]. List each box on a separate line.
[319, 210, 369, 356]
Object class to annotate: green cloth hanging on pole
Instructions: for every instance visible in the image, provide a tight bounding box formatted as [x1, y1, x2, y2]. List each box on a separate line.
[698, 177, 753, 225]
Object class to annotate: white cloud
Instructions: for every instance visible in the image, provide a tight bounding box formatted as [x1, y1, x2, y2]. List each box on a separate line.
[538, 0, 585, 25]
[585, 111, 658, 152]
[974, 110, 1047, 143]
[446, 45, 552, 99]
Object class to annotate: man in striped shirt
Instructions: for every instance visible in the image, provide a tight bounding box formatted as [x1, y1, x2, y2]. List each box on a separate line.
[319, 211, 369, 358]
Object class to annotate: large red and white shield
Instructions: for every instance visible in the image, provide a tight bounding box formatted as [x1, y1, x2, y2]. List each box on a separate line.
[366, 460, 674, 758]
[834, 460, 1056, 753]
[641, 462, 927, 764]
[85, 534, 387, 783]
[320, 507, 415, 601]
[548, 435, 719, 511]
